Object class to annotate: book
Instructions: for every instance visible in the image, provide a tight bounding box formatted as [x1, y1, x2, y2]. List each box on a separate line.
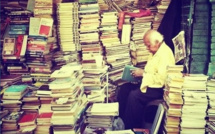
[3, 38, 16, 55]
[2, 111, 24, 123]
[39, 18, 53, 37]
[121, 65, 142, 82]
[18, 112, 38, 126]
[4, 85, 28, 96]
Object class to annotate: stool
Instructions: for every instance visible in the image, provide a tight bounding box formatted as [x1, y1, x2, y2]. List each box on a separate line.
[143, 99, 164, 128]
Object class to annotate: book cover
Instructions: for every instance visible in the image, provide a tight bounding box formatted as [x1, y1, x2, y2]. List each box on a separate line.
[2, 111, 24, 123]
[18, 112, 38, 126]
[39, 18, 53, 37]
[121, 65, 142, 82]
[3, 38, 16, 56]
[4, 85, 28, 95]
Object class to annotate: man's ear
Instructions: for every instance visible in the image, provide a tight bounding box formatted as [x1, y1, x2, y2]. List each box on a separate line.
[155, 40, 160, 46]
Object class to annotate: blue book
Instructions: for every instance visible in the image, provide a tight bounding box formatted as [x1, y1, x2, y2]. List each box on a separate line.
[121, 65, 142, 82]
[4, 85, 28, 95]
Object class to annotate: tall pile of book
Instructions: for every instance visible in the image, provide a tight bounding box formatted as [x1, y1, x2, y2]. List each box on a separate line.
[163, 65, 184, 134]
[209, 1, 215, 77]
[79, 1, 103, 69]
[130, 14, 153, 68]
[104, 24, 131, 83]
[206, 78, 215, 134]
[49, 64, 88, 134]
[57, 2, 80, 52]
[83, 102, 119, 133]
[26, 35, 53, 83]
[152, 0, 171, 30]
[83, 66, 109, 103]
[190, 0, 209, 74]
[181, 74, 209, 133]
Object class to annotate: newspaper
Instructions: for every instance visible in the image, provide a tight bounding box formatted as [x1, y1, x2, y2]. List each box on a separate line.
[172, 31, 186, 63]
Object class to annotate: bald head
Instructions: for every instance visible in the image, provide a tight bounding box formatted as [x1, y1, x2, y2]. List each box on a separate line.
[143, 30, 164, 54]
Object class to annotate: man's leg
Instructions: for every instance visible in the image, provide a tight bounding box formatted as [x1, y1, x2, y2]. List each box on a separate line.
[117, 83, 141, 119]
[123, 87, 164, 129]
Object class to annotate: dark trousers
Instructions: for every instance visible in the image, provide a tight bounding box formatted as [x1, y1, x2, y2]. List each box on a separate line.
[117, 83, 164, 129]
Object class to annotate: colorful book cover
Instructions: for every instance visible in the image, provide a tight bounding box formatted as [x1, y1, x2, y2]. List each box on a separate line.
[3, 38, 16, 55]
[38, 18, 53, 37]
[121, 65, 142, 82]
[18, 112, 38, 124]
[2, 111, 24, 123]
[5, 85, 28, 93]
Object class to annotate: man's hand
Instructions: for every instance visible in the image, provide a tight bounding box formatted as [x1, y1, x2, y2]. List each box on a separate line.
[130, 68, 144, 77]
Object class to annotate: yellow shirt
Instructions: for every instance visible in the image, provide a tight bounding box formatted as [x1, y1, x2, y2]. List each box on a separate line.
[140, 43, 175, 93]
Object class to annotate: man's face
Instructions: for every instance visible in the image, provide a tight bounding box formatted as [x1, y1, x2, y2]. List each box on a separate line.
[144, 37, 159, 54]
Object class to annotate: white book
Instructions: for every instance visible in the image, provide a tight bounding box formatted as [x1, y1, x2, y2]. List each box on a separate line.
[121, 24, 131, 44]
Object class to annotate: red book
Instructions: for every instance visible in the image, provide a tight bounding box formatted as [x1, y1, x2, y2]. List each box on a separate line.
[18, 112, 38, 126]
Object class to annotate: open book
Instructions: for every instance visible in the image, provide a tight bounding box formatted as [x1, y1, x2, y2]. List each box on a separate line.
[121, 65, 142, 82]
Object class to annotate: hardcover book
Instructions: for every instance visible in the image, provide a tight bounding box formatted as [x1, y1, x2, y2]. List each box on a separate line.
[121, 65, 142, 82]
[18, 112, 38, 126]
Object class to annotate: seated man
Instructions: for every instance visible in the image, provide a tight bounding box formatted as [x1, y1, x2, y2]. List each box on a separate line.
[117, 30, 175, 129]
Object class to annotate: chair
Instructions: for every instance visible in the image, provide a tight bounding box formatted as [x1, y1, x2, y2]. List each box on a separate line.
[134, 104, 165, 134]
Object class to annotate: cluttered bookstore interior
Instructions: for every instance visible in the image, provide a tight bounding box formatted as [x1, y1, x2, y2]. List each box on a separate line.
[0, 0, 215, 134]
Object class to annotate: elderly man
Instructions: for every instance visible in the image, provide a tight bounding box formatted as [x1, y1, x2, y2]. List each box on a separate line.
[117, 30, 175, 129]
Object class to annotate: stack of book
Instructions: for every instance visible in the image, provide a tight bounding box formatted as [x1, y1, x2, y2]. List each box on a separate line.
[18, 112, 38, 133]
[83, 102, 119, 133]
[206, 78, 215, 134]
[130, 14, 152, 68]
[82, 66, 109, 103]
[131, 14, 153, 43]
[105, 44, 131, 83]
[2, 85, 29, 112]
[49, 64, 88, 134]
[79, 1, 102, 68]
[181, 74, 209, 133]
[57, 2, 80, 52]
[163, 65, 184, 134]
[100, 11, 120, 47]
[22, 89, 40, 113]
[3, 7, 32, 37]
[33, 0, 58, 58]
[35, 112, 53, 134]
[153, 0, 171, 30]
[34, 0, 53, 19]
[2, 35, 29, 76]
[190, 0, 209, 74]
[1, 111, 24, 133]
[52, 51, 81, 70]
[25, 36, 53, 83]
